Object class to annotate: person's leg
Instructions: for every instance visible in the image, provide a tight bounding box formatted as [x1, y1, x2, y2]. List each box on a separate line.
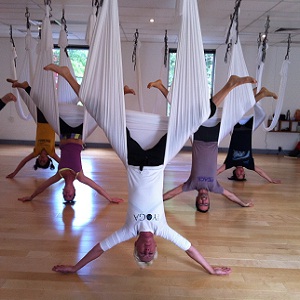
[212, 75, 256, 107]
[254, 87, 278, 102]
[147, 79, 169, 98]
[124, 85, 136, 95]
[44, 64, 80, 96]
[7, 79, 32, 95]
[0, 93, 16, 110]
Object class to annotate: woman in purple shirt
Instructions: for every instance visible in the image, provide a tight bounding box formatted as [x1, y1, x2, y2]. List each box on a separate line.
[17, 94, 124, 205]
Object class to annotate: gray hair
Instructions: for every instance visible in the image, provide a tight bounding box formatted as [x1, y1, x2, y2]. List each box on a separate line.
[133, 246, 158, 268]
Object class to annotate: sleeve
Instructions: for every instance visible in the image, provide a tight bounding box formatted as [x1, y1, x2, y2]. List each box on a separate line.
[99, 226, 136, 252]
[157, 224, 191, 251]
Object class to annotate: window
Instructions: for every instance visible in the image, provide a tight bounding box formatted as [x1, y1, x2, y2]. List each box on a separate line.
[52, 46, 89, 84]
[168, 49, 215, 97]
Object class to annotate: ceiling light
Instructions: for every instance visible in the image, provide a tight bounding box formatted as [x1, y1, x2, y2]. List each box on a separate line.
[149, 18, 155, 23]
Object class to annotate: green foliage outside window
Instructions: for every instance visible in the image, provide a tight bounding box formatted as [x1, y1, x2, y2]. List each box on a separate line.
[52, 48, 89, 84]
[168, 51, 215, 96]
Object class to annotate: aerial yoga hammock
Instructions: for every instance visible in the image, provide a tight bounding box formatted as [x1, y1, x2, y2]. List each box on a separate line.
[52, 0, 231, 275]
[255, 32, 291, 132]
[131, 29, 168, 114]
[217, 23, 256, 143]
[215, 7, 281, 184]
[16, 3, 122, 205]
[6, 11, 59, 177]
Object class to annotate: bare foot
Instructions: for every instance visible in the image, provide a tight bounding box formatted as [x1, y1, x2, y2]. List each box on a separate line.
[227, 75, 257, 89]
[124, 85, 136, 95]
[257, 87, 278, 100]
[147, 79, 163, 90]
[6, 78, 29, 89]
[44, 63, 71, 78]
[1, 93, 17, 104]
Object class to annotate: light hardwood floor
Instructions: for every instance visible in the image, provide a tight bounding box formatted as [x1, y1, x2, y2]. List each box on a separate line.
[0, 144, 300, 300]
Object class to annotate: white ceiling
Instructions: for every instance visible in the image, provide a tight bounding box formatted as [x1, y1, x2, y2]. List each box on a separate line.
[0, 0, 299, 48]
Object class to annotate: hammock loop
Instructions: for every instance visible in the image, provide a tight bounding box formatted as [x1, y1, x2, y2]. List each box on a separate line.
[93, 0, 102, 16]
[61, 9, 68, 33]
[224, 40, 232, 63]
[44, 0, 52, 18]
[132, 29, 139, 71]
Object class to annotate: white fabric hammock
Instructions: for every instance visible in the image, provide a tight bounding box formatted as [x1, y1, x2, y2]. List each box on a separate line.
[57, 24, 98, 141]
[9, 29, 37, 121]
[134, 41, 168, 114]
[255, 49, 290, 131]
[17, 6, 96, 142]
[134, 40, 145, 112]
[80, 0, 210, 166]
[85, 5, 98, 46]
[28, 4, 60, 134]
[218, 39, 256, 144]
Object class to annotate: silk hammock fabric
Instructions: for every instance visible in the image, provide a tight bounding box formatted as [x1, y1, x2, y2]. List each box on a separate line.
[85, 4, 98, 46]
[150, 46, 169, 114]
[134, 40, 168, 114]
[9, 29, 36, 121]
[218, 30, 256, 144]
[255, 43, 290, 131]
[57, 23, 97, 141]
[17, 4, 95, 141]
[133, 40, 145, 112]
[17, 4, 60, 134]
[80, 0, 210, 166]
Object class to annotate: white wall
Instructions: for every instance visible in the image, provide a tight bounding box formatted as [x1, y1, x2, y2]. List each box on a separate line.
[0, 37, 299, 151]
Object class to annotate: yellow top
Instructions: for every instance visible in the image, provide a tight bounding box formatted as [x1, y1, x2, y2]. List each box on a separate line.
[33, 122, 56, 157]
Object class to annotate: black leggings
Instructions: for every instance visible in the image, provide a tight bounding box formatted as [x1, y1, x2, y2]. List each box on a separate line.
[24, 85, 48, 124]
[193, 99, 219, 142]
[126, 128, 166, 171]
[59, 118, 83, 138]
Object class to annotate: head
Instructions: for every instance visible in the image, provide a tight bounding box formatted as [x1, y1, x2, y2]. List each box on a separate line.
[195, 188, 210, 213]
[33, 150, 55, 170]
[228, 167, 246, 181]
[62, 185, 76, 202]
[134, 233, 158, 268]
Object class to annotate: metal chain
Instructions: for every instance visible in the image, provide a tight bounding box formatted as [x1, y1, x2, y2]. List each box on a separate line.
[25, 7, 31, 30]
[164, 30, 168, 68]
[132, 29, 139, 71]
[285, 34, 291, 60]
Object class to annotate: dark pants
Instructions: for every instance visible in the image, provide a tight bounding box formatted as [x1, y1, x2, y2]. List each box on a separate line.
[126, 128, 166, 170]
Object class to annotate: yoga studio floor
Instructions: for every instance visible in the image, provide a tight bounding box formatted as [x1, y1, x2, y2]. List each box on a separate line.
[0, 144, 300, 300]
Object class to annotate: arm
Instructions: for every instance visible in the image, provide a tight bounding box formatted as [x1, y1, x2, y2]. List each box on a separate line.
[186, 245, 231, 275]
[77, 171, 124, 204]
[163, 184, 184, 201]
[217, 164, 226, 175]
[6, 152, 36, 178]
[52, 243, 104, 273]
[18, 172, 61, 202]
[222, 189, 253, 207]
[254, 166, 281, 184]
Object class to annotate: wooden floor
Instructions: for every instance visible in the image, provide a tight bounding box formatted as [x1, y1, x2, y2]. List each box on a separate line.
[0, 144, 300, 300]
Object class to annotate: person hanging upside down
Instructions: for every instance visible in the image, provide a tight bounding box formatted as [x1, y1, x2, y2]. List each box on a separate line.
[6, 79, 60, 178]
[45, 64, 255, 275]
[217, 87, 281, 183]
[15, 76, 124, 205]
[148, 79, 256, 213]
